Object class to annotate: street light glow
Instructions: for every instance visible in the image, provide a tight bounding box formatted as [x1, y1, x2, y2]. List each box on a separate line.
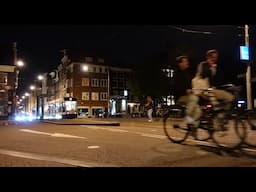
[82, 65, 89, 72]
[30, 85, 35, 90]
[38, 75, 44, 80]
[17, 60, 24, 67]
[22, 96, 25, 99]
[25, 93, 29, 97]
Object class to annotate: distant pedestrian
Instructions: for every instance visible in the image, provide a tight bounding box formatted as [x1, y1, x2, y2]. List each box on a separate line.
[145, 96, 153, 122]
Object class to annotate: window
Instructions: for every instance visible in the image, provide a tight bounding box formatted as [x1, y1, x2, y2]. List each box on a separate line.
[100, 92, 108, 101]
[91, 79, 99, 87]
[82, 78, 90, 86]
[99, 68, 102, 73]
[78, 108, 89, 116]
[98, 58, 104, 63]
[119, 80, 124, 88]
[65, 79, 69, 88]
[92, 108, 103, 116]
[85, 57, 93, 63]
[112, 80, 118, 88]
[70, 78, 73, 88]
[82, 92, 90, 100]
[0, 73, 7, 84]
[118, 72, 124, 78]
[93, 67, 96, 72]
[113, 90, 118, 96]
[105, 68, 108, 73]
[112, 72, 117, 78]
[91, 92, 99, 101]
[100, 79, 107, 87]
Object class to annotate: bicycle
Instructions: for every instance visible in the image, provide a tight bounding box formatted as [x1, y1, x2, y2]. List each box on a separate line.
[234, 108, 256, 148]
[163, 84, 247, 150]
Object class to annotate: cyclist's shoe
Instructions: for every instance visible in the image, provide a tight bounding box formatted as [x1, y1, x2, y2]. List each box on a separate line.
[188, 124, 197, 139]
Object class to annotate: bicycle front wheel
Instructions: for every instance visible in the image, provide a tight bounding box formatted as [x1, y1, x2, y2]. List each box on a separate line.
[211, 119, 246, 149]
[163, 115, 189, 143]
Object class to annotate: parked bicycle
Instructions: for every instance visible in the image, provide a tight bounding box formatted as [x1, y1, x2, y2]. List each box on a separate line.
[163, 84, 247, 149]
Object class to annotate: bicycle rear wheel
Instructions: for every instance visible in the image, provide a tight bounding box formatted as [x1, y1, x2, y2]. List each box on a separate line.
[211, 118, 246, 149]
[242, 111, 256, 147]
[163, 114, 189, 143]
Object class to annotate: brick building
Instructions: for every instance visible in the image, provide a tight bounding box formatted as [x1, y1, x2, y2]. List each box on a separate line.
[41, 53, 133, 118]
[0, 65, 17, 119]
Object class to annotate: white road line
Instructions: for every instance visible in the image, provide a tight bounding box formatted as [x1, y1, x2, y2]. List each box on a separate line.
[140, 133, 166, 139]
[20, 129, 51, 136]
[51, 133, 87, 139]
[80, 126, 256, 152]
[88, 146, 100, 149]
[81, 125, 128, 133]
[20, 129, 87, 140]
[0, 149, 117, 167]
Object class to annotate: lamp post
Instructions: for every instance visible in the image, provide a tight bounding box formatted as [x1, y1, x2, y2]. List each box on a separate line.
[244, 25, 252, 110]
[12, 42, 25, 118]
[36, 74, 45, 120]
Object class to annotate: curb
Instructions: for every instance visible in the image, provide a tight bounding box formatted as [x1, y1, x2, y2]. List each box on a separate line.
[41, 121, 120, 126]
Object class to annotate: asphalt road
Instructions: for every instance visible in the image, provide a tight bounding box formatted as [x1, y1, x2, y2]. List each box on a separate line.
[1, 118, 256, 167]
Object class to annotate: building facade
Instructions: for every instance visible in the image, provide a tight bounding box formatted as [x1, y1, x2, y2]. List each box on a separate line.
[0, 65, 17, 119]
[34, 55, 134, 118]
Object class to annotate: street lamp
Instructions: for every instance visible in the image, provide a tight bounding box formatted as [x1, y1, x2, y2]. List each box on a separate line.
[17, 60, 24, 67]
[30, 85, 35, 90]
[38, 75, 44, 81]
[25, 92, 30, 97]
[82, 65, 89, 72]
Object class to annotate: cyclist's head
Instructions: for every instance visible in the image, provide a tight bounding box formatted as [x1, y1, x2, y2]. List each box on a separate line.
[176, 55, 189, 70]
[206, 49, 218, 64]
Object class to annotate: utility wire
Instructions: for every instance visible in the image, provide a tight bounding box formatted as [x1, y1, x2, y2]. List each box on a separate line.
[168, 25, 215, 35]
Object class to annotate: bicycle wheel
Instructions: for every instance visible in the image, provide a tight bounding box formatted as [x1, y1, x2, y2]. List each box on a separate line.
[242, 111, 256, 147]
[196, 123, 211, 141]
[211, 118, 246, 149]
[163, 114, 189, 143]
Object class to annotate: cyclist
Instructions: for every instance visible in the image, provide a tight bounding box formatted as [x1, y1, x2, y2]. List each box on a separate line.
[173, 56, 201, 135]
[196, 49, 235, 129]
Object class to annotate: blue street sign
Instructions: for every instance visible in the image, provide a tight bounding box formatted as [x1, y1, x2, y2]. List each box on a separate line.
[240, 46, 249, 61]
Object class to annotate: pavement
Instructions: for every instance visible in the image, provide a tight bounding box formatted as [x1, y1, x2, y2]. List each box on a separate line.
[0, 120, 17, 126]
[1, 118, 256, 167]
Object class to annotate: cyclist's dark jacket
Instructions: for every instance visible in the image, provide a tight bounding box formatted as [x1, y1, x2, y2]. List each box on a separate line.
[173, 68, 193, 99]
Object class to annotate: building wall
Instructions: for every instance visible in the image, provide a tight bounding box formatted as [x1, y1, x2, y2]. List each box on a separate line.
[0, 65, 16, 119]
[69, 63, 109, 115]
[42, 59, 134, 117]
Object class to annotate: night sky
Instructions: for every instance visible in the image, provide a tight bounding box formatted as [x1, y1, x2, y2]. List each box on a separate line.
[0, 25, 255, 97]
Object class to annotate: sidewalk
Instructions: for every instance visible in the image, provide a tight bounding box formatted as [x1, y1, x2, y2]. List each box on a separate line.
[0, 120, 17, 126]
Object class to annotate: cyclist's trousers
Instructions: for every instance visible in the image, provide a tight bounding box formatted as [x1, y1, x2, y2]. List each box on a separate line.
[178, 94, 202, 121]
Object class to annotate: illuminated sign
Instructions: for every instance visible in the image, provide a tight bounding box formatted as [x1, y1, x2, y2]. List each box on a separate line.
[240, 46, 249, 61]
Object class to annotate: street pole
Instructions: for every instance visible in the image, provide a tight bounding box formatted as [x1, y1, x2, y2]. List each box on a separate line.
[12, 42, 18, 118]
[107, 66, 110, 117]
[245, 25, 252, 110]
